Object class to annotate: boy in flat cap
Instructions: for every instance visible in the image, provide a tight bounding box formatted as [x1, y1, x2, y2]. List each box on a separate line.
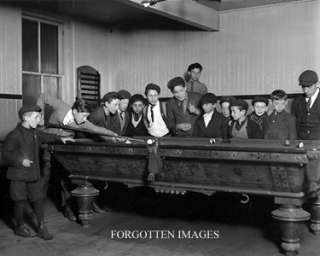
[185, 63, 208, 95]
[248, 96, 269, 135]
[166, 76, 202, 137]
[264, 90, 296, 140]
[125, 94, 148, 137]
[193, 93, 226, 138]
[228, 99, 263, 139]
[143, 83, 169, 137]
[87, 92, 120, 136]
[109, 90, 131, 136]
[292, 70, 320, 140]
[3, 105, 73, 239]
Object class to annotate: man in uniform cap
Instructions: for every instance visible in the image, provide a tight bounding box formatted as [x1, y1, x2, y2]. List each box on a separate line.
[143, 83, 169, 137]
[292, 70, 320, 140]
[193, 93, 226, 138]
[166, 76, 201, 136]
[228, 99, 263, 139]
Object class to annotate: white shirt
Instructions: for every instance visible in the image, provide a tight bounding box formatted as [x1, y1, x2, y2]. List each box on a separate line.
[203, 111, 214, 128]
[147, 101, 169, 137]
[306, 88, 320, 108]
[131, 115, 142, 128]
[62, 110, 74, 125]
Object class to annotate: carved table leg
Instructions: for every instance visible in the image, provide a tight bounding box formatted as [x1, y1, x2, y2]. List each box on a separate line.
[272, 198, 310, 256]
[310, 195, 320, 234]
[71, 181, 99, 228]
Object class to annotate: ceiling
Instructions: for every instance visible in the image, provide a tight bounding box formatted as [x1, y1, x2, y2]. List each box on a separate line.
[2, 0, 301, 31]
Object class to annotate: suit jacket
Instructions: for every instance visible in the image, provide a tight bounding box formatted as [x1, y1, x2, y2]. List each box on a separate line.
[109, 111, 130, 136]
[166, 92, 202, 136]
[87, 106, 111, 130]
[193, 111, 226, 138]
[228, 118, 264, 139]
[3, 124, 59, 181]
[291, 92, 320, 140]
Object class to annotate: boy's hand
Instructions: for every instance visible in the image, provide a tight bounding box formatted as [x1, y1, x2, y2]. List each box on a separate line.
[176, 123, 192, 131]
[188, 104, 200, 115]
[61, 137, 75, 144]
[22, 159, 34, 167]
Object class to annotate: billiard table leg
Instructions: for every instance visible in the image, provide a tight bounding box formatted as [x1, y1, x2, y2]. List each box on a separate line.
[71, 180, 100, 227]
[272, 198, 310, 256]
[310, 195, 320, 234]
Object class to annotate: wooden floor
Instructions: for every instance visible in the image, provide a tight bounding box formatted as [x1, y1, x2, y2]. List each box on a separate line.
[0, 196, 320, 256]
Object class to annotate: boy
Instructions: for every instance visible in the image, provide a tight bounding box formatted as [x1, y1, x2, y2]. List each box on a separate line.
[265, 90, 296, 140]
[3, 105, 73, 239]
[248, 96, 269, 134]
[229, 99, 263, 139]
[125, 94, 148, 137]
[166, 76, 202, 137]
[292, 70, 320, 140]
[109, 90, 131, 136]
[193, 93, 225, 138]
[185, 63, 208, 95]
[143, 83, 170, 137]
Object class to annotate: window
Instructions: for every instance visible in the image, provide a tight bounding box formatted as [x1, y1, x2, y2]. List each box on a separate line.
[22, 16, 62, 105]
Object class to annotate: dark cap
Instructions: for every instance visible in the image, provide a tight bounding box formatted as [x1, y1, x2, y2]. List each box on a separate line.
[130, 94, 146, 105]
[18, 104, 41, 119]
[167, 76, 185, 91]
[118, 90, 131, 100]
[299, 70, 318, 87]
[101, 91, 119, 103]
[220, 96, 235, 105]
[230, 99, 248, 111]
[145, 83, 161, 95]
[251, 96, 269, 106]
[200, 93, 217, 105]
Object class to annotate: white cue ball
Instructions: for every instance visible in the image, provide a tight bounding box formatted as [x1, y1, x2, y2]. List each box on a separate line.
[147, 139, 153, 145]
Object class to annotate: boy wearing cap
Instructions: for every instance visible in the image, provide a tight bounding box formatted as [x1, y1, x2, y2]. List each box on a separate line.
[292, 70, 320, 140]
[248, 96, 269, 134]
[166, 76, 202, 137]
[143, 83, 170, 137]
[229, 99, 263, 139]
[185, 63, 208, 95]
[264, 90, 296, 140]
[193, 93, 225, 138]
[125, 94, 148, 137]
[109, 90, 131, 136]
[87, 92, 120, 136]
[3, 105, 73, 239]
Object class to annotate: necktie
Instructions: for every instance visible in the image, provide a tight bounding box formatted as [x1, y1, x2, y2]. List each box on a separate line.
[150, 105, 154, 123]
[306, 97, 311, 111]
[120, 112, 125, 130]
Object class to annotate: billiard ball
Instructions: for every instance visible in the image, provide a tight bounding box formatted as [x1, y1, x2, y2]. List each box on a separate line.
[147, 139, 153, 145]
[209, 138, 216, 144]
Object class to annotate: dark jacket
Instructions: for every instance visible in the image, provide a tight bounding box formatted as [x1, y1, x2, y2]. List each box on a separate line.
[125, 113, 148, 137]
[87, 106, 111, 130]
[109, 111, 130, 136]
[228, 118, 264, 139]
[291, 93, 320, 140]
[248, 112, 268, 135]
[3, 124, 59, 181]
[264, 110, 296, 140]
[166, 92, 201, 136]
[193, 111, 226, 138]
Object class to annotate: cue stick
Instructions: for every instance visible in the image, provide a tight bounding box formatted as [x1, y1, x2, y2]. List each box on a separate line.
[46, 123, 146, 143]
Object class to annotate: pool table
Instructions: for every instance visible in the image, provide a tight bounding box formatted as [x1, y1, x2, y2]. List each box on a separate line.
[48, 137, 320, 255]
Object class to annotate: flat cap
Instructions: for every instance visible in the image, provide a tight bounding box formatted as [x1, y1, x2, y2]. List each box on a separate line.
[145, 83, 161, 95]
[200, 93, 218, 105]
[230, 99, 248, 111]
[251, 96, 269, 106]
[299, 70, 318, 87]
[118, 90, 131, 100]
[220, 96, 235, 105]
[130, 94, 146, 105]
[18, 104, 41, 119]
[167, 76, 185, 91]
[101, 91, 119, 103]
